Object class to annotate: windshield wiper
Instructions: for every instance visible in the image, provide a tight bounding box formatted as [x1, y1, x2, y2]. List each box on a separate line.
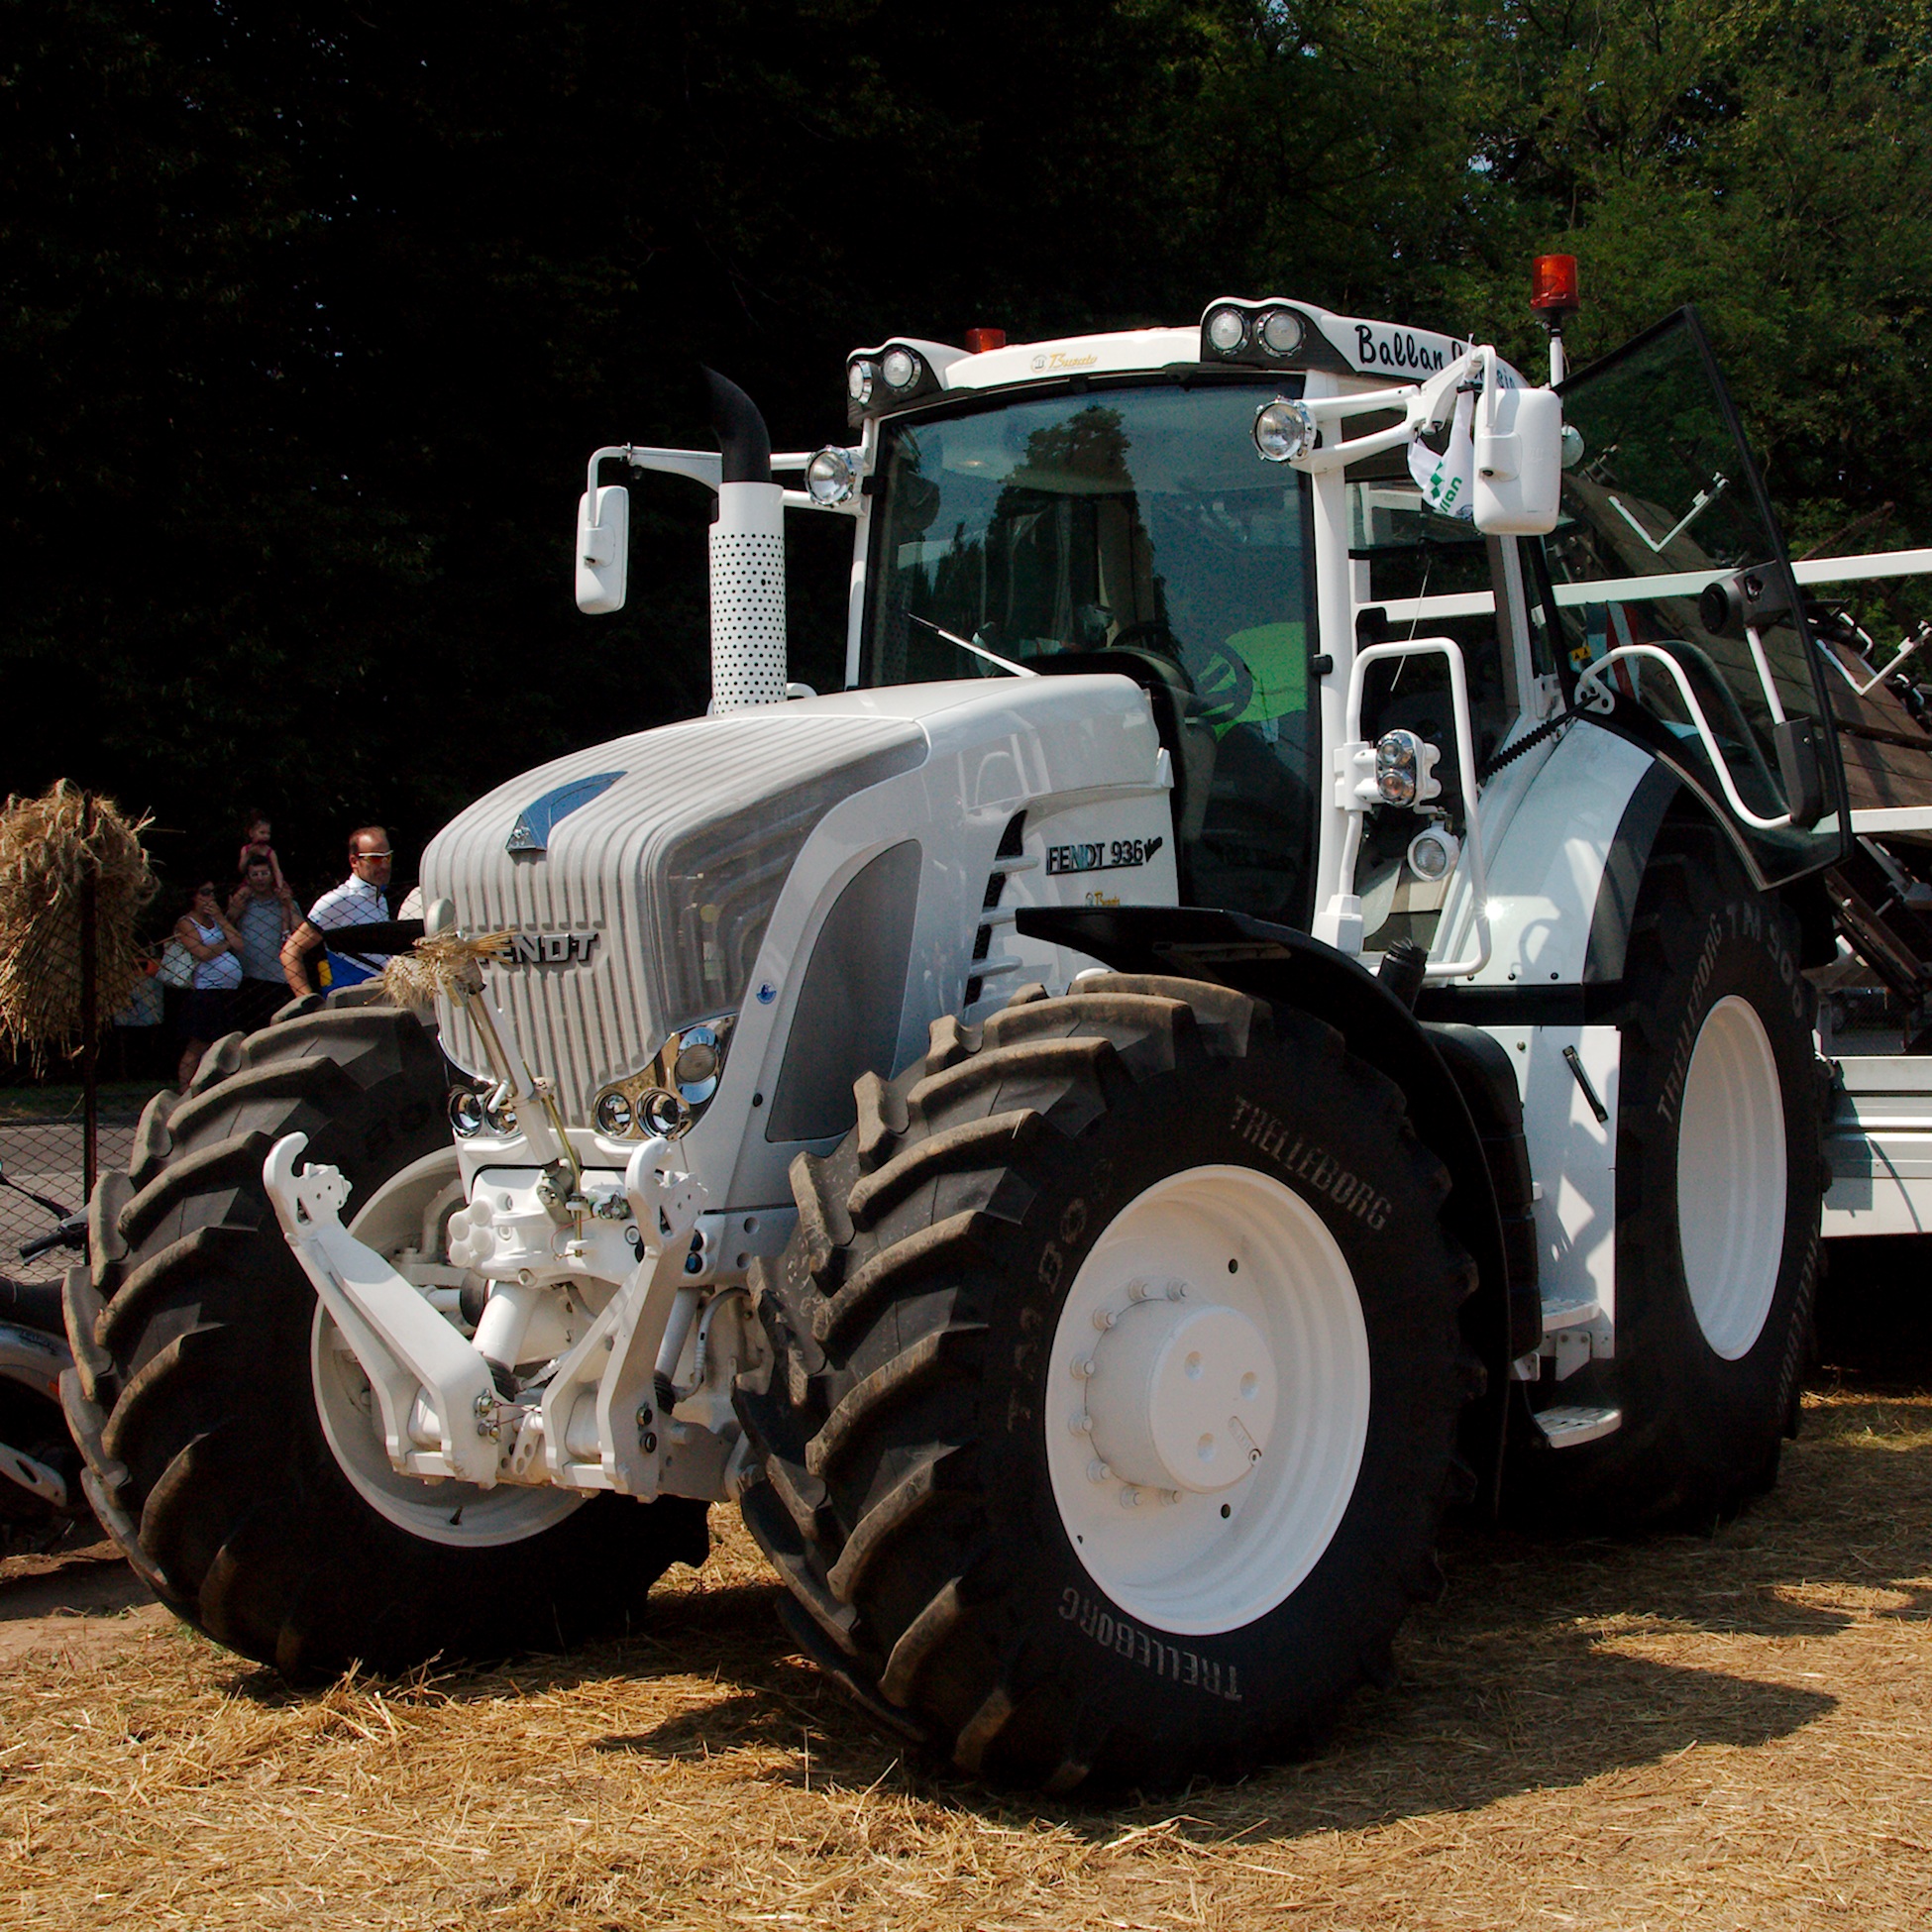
[908, 613, 1039, 679]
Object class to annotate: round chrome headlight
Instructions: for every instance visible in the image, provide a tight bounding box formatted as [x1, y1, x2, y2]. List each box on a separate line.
[641, 1089, 688, 1137]
[1259, 308, 1304, 357]
[1407, 825, 1460, 882]
[1253, 397, 1318, 464]
[1375, 730, 1423, 807]
[847, 359, 875, 403]
[594, 1089, 634, 1136]
[448, 1088, 485, 1137]
[674, 1025, 721, 1104]
[805, 447, 857, 505]
[882, 347, 920, 389]
[1205, 306, 1247, 354]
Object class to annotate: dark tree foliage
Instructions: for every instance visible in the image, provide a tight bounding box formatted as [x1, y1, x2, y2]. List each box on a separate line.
[3, 0, 1927, 894]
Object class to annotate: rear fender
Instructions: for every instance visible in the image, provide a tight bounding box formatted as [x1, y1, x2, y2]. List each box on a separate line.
[1020, 905, 1528, 1505]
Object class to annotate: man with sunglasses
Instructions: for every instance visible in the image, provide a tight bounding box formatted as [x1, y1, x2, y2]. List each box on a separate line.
[280, 826, 395, 997]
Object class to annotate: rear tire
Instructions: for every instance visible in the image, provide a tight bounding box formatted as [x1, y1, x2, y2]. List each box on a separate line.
[61, 999, 707, 1678]
[1527, 820, 1825, 1525]
[735, 975, 1477, 1790]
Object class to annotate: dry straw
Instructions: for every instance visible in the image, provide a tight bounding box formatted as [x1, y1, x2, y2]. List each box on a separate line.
[0, 781, 155, 1070]
[6, 1388, 1932, 1928]
[380, 928, 510, 1014]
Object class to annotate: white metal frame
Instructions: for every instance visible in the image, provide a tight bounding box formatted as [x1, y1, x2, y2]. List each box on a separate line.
[1319, 637, 1492, 978]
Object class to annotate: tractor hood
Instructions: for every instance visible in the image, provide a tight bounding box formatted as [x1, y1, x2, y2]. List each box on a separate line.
[420, 710, 927, 1111]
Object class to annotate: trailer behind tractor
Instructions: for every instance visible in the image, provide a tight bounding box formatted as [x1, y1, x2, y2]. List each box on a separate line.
[57, 263, 1932, 1788]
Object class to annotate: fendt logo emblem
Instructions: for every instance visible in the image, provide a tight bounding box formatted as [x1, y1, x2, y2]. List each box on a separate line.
[504, 930, 598, 965]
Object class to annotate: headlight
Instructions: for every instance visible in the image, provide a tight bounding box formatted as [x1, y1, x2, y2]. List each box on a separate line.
[1375, 730, 1422, 807]
[1205, 306, 1247, 354]
[847, 359, 875, 404]
[591, 1016, 736, 1140]
[882, 347, 921, 389]
[1407, 825, 1460, 882]
[1258, 307, 1304, 356]
[674, 1024, 722, 1103]
[449, 1087, 485, 1136]
[805, 447, 857, 505]
[1253, 397, 1318, 464]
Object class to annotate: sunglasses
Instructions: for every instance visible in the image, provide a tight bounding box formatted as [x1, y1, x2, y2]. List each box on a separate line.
[354, 850, 394, 861]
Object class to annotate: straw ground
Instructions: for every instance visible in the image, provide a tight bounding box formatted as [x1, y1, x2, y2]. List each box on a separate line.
[6, 1333, 1930, 1926]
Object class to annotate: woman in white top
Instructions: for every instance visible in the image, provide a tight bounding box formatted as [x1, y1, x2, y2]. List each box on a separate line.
[173, 878, 245, 1091]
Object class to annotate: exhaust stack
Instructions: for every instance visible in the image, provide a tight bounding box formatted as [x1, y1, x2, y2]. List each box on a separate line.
[703, 368, 787, 711]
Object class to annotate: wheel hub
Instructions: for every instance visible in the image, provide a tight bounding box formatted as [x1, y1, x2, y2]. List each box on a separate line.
[1677, 994, 1786, 1360]
[1045, 1164, 1371, 1636]
[1083, 1286, 1276, 1496]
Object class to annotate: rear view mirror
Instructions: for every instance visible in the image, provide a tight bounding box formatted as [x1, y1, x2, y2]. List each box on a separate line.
[1473, 386, 1562, 535]
[575, 483, 629, 613]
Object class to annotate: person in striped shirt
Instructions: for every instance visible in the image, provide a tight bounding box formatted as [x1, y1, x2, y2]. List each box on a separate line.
[280, 826, 394, 997]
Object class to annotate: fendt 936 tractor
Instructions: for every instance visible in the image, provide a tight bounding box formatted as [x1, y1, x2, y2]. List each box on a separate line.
[62, 263, 1932, 1789]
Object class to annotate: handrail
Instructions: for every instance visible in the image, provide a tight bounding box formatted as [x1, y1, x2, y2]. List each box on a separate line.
[1574, 644, 1791, 830]
[1342, 638, 1492, 980]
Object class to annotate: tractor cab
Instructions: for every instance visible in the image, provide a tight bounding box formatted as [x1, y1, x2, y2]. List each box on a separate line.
[854, 376, 1320, 928]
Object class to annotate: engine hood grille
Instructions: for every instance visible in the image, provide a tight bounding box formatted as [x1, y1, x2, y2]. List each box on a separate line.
[421, 710, 926, 1108]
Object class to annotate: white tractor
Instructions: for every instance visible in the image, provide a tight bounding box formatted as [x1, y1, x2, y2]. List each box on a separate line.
[61, 264, 1932, 1788]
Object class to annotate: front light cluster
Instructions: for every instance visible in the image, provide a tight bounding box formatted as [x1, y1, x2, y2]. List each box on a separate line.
[847, 340, 943, 423]
[590, 1017, 735, 1143]
[1202, 300, 1307, 365]
[1374, 729, 1441, 808]
[448, 1083, 518, 1138]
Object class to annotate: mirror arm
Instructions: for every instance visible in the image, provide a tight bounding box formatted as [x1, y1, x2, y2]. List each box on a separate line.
[587, 444, 724, 494]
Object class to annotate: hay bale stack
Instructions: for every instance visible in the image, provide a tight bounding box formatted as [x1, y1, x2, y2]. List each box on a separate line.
[0, 781, 156, 1069]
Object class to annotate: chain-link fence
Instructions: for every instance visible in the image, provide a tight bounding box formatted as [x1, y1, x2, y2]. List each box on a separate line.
[0, 1069, 146, 1284]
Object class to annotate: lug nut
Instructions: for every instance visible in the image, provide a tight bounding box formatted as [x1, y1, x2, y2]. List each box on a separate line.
[1072, 1355, 1096, 1379]
[1087, 1458, 1112, 1483]
[1120, 1486, 1142, 1509]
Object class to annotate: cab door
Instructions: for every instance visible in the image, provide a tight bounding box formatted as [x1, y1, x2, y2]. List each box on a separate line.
[1543, 307, 1848, 882]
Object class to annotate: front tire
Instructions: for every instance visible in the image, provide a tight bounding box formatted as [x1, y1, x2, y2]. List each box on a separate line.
[61, 999, 707, 1677]
[1528, 818, 1825, 1525]
[735, 976, 1477, 1790]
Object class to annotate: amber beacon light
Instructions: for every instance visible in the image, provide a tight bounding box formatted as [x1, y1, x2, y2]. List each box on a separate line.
[1531, 254, 1581, 317]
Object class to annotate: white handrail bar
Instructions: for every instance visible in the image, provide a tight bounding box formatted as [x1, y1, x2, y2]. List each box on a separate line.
[1342, 638, 1492, 980]
[1574, 645, 1791, 830]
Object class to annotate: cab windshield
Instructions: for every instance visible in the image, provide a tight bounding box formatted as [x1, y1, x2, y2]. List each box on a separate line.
[860, 383, 1318, 922]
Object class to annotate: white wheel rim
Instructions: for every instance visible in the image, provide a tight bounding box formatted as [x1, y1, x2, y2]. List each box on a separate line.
[1677, 995, 1786, 1360]
[1044, 1164, 1370, 1636]
[310, 1146, 584, 1548]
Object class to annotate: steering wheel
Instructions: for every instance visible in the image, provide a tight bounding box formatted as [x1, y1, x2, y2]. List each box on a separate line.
[1108, 622, 1256, 726]
[1110, 619, 1184, 656]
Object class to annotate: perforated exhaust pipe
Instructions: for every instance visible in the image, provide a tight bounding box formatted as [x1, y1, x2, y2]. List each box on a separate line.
[703, 367, 787, 711]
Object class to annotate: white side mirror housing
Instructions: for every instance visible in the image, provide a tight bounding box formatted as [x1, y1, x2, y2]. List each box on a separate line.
[575, 483, 630, 613]
[1473, 386, 1562, 535]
